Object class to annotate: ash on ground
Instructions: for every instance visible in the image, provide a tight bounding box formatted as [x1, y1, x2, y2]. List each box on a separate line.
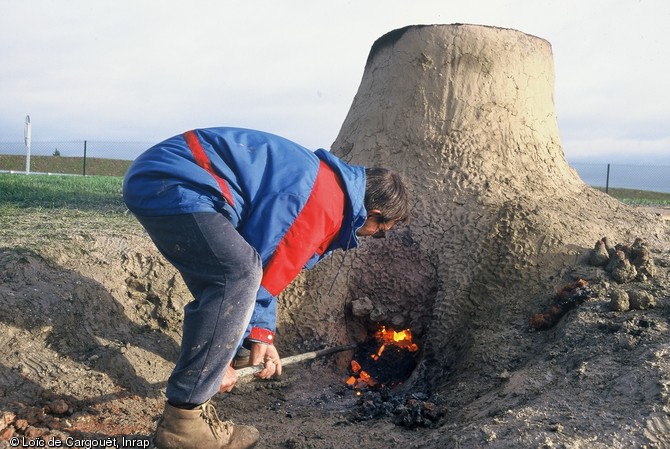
[349, 390, 446, 429]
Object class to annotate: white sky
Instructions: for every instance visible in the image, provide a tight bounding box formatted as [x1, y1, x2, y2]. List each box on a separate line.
[1, 0, 669, 163]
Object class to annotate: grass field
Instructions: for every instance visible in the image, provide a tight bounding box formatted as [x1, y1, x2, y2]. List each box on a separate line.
[0, 173, 138, 250]
[594, 187, 670, 206]
[0, 154, 131, 176]
[0, 173, 126, 211]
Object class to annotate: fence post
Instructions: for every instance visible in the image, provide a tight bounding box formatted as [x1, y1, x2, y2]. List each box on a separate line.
[605, 163, 610, 194]
[24, 115, 32, 174]
[83, 140, 87, 176]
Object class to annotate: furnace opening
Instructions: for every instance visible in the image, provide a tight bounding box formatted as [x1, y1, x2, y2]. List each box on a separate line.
[346, 325, 421, 392]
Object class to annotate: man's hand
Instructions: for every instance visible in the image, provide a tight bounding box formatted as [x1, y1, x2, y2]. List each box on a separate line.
[250, 342, 282, 379]
[219, 364, 238, 393]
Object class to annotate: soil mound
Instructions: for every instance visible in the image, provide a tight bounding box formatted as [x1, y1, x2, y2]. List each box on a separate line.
[277, 24, 670, 447]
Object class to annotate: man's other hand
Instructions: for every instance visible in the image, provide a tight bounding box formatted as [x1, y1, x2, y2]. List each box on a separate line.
[219, 364, 239, 393]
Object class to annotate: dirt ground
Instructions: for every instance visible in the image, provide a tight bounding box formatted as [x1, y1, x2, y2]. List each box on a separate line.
[0, 207, 669, 449]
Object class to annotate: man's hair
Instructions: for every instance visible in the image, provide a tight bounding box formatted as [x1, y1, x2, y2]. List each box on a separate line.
[364, 167, 410, 223]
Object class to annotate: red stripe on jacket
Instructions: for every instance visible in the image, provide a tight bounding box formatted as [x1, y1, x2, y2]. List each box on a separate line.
[183, 130, 235, 206]
[261, 160, 345, 296]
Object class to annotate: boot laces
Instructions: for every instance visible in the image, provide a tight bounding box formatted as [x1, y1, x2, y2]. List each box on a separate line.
[201, 401, 233, 440]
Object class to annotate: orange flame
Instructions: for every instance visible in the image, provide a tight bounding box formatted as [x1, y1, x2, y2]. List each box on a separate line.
[375, 326, 419, 352]
[347, 326, 418, 390]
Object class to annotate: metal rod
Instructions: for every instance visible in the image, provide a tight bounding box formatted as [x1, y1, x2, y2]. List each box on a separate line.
[236, 344, 357, 379]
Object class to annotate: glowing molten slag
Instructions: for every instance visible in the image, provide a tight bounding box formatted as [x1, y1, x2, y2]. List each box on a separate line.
[373, 326, 419, 358]
[346, 326, 419, 390]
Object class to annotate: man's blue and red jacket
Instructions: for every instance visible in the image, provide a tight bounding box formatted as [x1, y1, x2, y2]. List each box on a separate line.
[123, 127, 368, 344]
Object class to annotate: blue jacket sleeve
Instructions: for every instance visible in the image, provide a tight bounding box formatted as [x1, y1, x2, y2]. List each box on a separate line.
[249, 286, 277, 332]
[240, 285, 278, 347]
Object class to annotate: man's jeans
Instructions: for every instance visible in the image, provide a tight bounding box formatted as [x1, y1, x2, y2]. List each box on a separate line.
[134, 212, 262, 405]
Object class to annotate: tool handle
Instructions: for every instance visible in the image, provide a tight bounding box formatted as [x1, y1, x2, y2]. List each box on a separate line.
[236, 344, 357, 378]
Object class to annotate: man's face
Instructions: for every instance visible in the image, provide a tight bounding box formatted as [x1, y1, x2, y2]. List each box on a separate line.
[356, 212, 397, 239]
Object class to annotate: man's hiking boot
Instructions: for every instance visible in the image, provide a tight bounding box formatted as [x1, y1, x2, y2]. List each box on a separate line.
[153, 400, 259, 449]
